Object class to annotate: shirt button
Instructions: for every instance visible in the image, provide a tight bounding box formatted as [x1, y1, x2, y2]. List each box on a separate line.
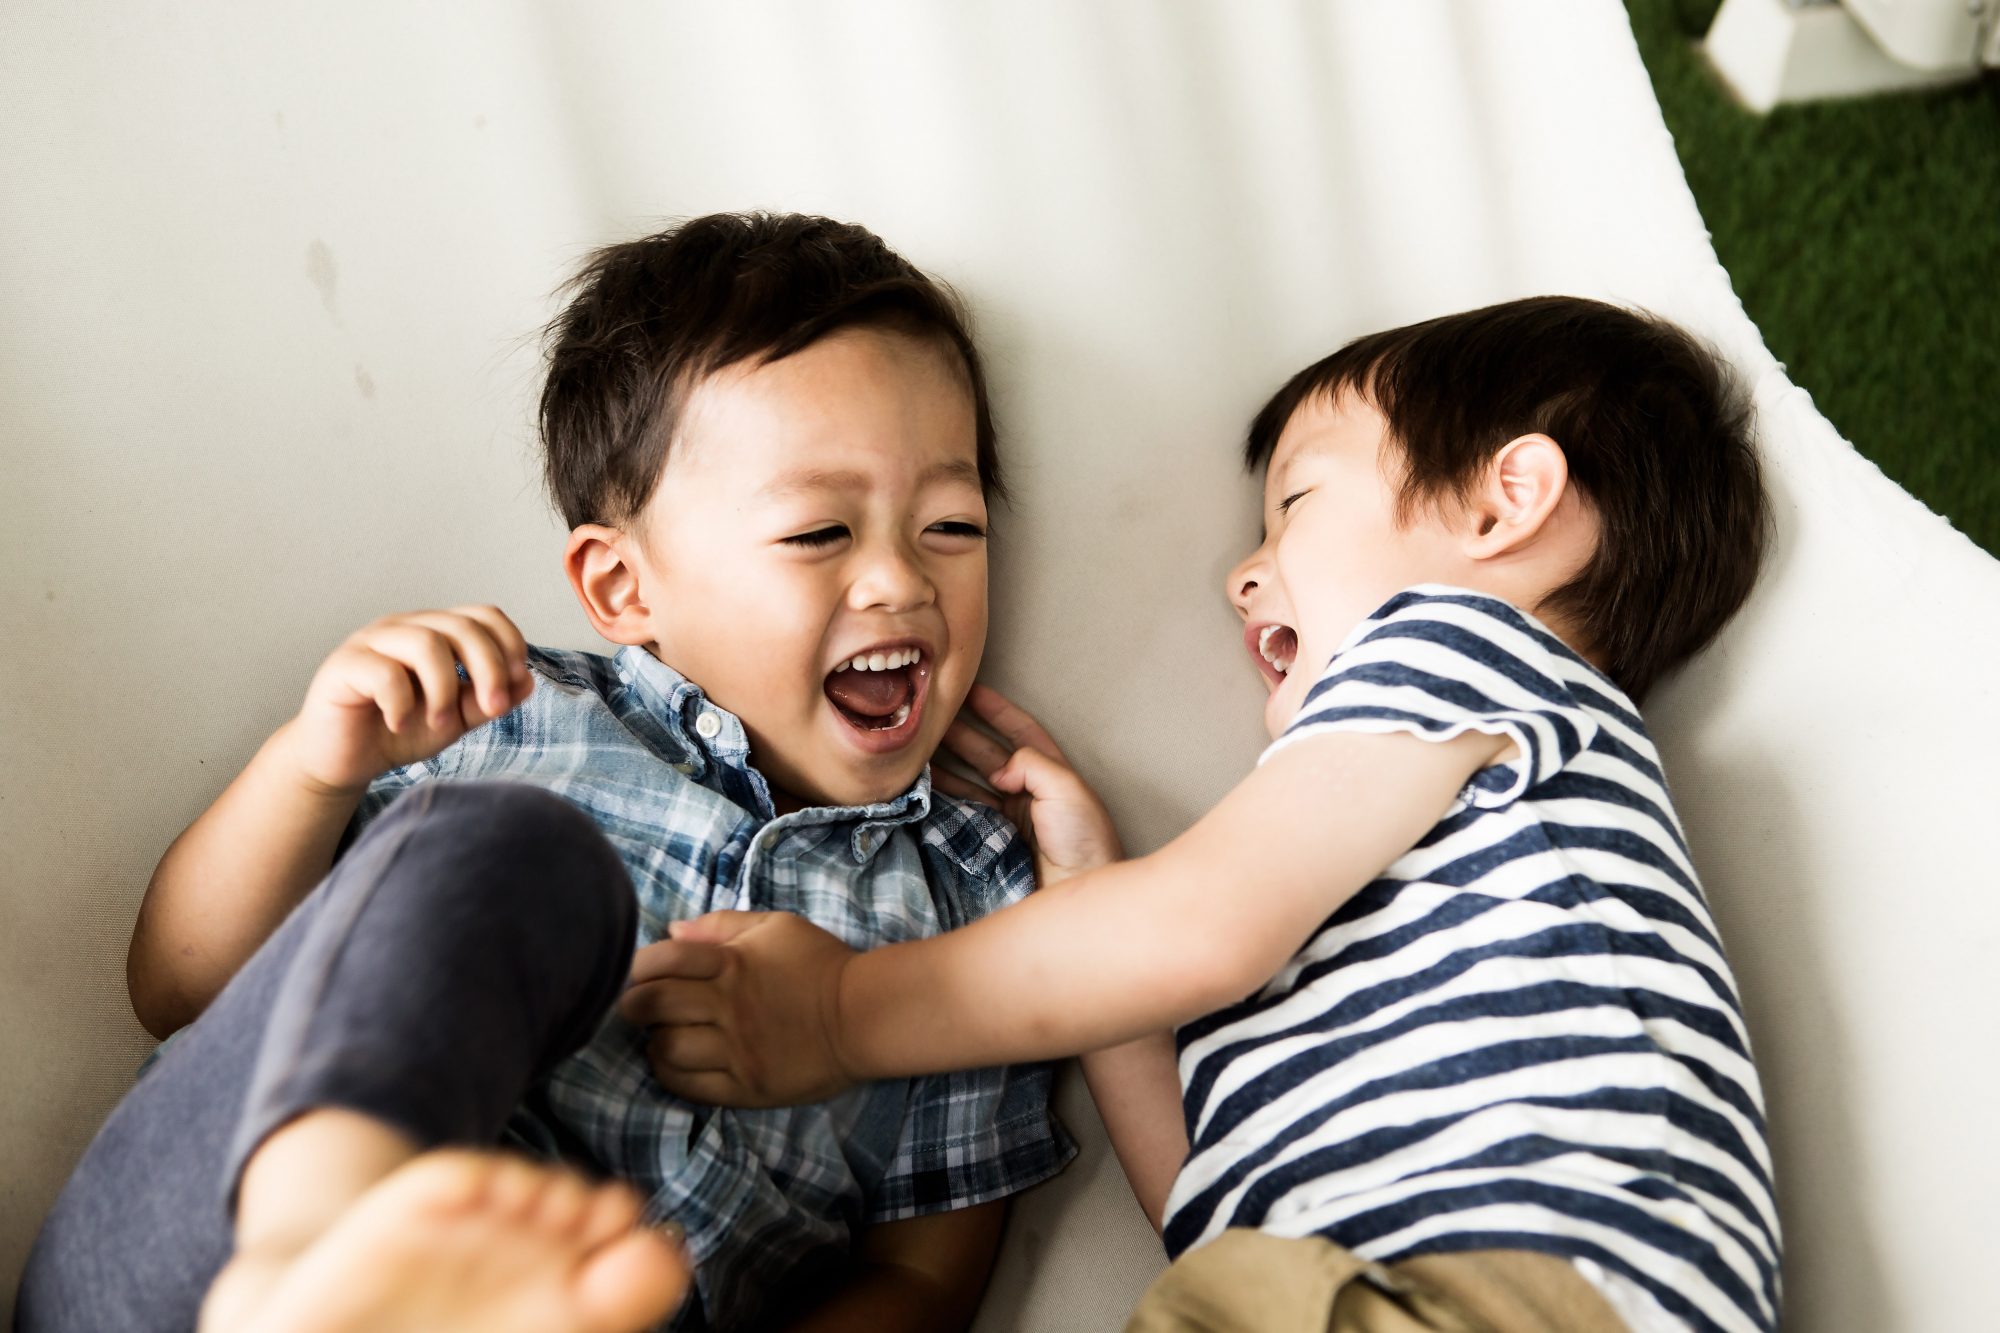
[694, 711, 722, 740]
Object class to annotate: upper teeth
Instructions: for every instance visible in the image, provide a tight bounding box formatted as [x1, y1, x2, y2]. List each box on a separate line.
[844, 647, 922, 673]
[1257, 625, 1295, 675]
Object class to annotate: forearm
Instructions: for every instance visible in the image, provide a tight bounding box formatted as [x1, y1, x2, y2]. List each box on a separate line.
[1080, 1031, 1188, 1232]
[834, 730, 1482, 1080]
[127, 719, 365, 1035]
[839, 852, 1270, 1079]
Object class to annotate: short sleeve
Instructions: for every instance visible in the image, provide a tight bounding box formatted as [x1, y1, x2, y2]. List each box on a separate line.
[865, 1062, 1076, 1223]
[1262, 586, 1603, 812]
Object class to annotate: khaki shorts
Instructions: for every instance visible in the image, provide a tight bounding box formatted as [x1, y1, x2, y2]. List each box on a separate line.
[1124, 1230, 1632, 1333]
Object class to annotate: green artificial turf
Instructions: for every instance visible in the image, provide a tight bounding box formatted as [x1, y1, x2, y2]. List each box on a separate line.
[1627, 0, 2000, 557]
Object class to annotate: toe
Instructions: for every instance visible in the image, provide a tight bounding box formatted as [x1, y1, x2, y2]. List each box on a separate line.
[576, 1182, 645, 1251]
[482, 1155, 552, 1221]
[574, 1229, 690, 1333]
[531, 1169, 594, 1236]
[370, 1150, 496, 1220]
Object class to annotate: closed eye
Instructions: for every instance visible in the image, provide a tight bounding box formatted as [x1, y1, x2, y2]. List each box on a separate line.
[1277, 490, 1309, 514]
[782, 526, 848, 548]
[928, 521, 986, 539]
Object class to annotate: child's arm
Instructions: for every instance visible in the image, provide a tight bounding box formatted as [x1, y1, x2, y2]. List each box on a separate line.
[127, 607, 534, 1037]
[624, 684, 1189, 1228]
[637, 721, 1509, 1105]
[1078, 1030, 1185, 1232]
[927, 686, 1188, 1231]
[779, 1203, 1002, 1333]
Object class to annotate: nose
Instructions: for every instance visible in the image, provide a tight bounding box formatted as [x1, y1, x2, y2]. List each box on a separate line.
[849, 537, 935, 613]
[1226, 547, 1266, 619]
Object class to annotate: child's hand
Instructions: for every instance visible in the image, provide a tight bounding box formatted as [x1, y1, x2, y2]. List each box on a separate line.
[620, 912, 859, 1108]
[281, 606, 534, 794]
[936, 683, 1124, 887]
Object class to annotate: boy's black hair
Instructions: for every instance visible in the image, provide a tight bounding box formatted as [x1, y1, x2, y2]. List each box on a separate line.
[539, 212, 1000, 530]
[1246, 295, 1768, 702]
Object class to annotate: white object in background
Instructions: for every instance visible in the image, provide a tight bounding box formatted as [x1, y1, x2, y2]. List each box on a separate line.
[1704, 0, 1982, 112]
[1847, 0, 2000, 69]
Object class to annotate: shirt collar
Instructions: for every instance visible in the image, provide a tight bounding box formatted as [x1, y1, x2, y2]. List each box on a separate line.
[613, 644, 962, 861]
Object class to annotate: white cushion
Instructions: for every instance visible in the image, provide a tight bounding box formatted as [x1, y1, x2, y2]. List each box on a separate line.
[3, 3, 1995, 1329]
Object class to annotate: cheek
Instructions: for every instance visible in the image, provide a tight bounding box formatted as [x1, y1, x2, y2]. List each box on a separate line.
[941, 557, 989, 645]
[1284, 511, 1411, 611]
[919, 560, 987, 728]
[704, 566, 836, 697]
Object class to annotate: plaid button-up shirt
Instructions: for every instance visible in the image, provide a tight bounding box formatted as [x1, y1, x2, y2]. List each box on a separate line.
[354, 643, 1074, 1331]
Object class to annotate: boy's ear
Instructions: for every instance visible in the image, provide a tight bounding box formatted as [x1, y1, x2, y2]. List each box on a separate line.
[1462, 433, 1571, 560]
[564, 524, 655, 646]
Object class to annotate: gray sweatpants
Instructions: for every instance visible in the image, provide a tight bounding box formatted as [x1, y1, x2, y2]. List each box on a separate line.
[14, 781, 638, 1333]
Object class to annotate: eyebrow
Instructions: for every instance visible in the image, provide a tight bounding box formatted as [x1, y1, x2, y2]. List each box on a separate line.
[758, 459, 981, 499]
[1259, 456, 1300, 542]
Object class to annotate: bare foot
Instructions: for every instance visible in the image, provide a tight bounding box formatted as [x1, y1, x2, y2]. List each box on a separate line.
[232, 1108, 425, 1256]
[200, 1150, 690, 1333]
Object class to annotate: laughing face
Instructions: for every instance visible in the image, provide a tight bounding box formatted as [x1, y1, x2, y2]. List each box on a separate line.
[1227, 390, 1468, 739]
[620, 326, 988, 810]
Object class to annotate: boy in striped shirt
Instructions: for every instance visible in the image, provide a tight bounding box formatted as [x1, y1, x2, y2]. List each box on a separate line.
[637, 296, 1781, 1333]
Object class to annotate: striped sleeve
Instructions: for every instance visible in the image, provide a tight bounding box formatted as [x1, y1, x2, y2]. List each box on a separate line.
[1263, 587, 1602, 812]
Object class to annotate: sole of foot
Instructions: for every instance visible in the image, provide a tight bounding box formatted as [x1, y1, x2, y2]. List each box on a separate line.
[200, 1149, 689, 1333]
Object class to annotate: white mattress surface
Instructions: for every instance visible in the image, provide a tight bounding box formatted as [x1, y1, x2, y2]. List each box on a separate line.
[3, 3, 1996, 1329]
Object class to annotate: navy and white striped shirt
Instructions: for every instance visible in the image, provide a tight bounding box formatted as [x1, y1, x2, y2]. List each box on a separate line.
[1164, 588, 1779, 1333]
[353, 644, 1073, 1332]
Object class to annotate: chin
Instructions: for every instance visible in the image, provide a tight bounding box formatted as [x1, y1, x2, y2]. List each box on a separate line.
[796, 749, 930, 812]
[1262, 681, 1303, 740]
[855, 761, 929, 806]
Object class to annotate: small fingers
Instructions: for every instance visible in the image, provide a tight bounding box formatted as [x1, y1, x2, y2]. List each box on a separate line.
[930, 765, 1000, 809]
[448, 604, 536, 713]
[449, 604, 533, 689]
[942, 719, 1013, 780]
[988, 742, 1088, 798]
[649, 1067, 757, 1108]
[617, 978, 719, 1027]
[967, 683, 1068, 761]
[333, 644, 421, 734]
[646, 1024, 734, 1074]
[357, 623, 467, 731]
[666, 910, 770, 947]
[400, 609, 522, 718]
[626, 939, 729, 986]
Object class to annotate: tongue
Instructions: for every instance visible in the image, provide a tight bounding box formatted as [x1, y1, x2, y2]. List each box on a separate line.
[825, 666, 913, 719]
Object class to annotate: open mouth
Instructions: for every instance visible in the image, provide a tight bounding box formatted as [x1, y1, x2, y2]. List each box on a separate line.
[823, 643, 931, 753]
[1246, 622, 1298, 690]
